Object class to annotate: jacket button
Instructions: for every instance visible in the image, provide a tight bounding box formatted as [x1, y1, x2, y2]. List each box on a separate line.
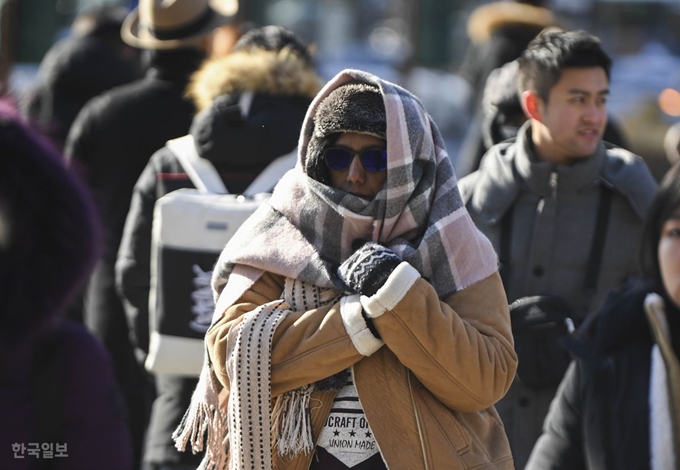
[518, 396, 531, 407]
[533, 266, 545, 277]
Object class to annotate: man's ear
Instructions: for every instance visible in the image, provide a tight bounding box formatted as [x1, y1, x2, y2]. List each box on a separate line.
[521, 90, 542, 121]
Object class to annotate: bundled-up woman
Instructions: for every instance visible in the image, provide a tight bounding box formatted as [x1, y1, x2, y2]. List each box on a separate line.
[175, 69, 518, 470]
[526, 162, 680, 470]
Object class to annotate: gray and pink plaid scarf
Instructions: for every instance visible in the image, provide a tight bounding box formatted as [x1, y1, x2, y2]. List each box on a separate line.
[174, 69, 498, 470]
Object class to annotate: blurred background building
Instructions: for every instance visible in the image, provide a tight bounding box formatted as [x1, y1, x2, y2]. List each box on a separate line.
[2, 0, 679, 179]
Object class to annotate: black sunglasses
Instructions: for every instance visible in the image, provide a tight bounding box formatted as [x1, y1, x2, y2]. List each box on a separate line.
[324, 147, 388, 173]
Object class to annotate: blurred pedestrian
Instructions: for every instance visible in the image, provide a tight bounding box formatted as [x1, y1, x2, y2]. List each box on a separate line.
[64, 0, 234, 468]
[459, 29, 658, 468]
[22, 5, 141, 326]
[456, 0, 556, 178]
[526, 161, 680, 470]
[208, 0, 250, 58]
[23, 5, 141, 152]
[0, 107, 132, 470]
[175, 69, 517, 470]
[459, 0, 555, 113]
[116, 25, 323, 470]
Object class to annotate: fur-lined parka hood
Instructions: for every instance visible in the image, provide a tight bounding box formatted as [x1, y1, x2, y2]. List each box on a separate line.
[467, 1, 555, 44]
[186, 48, 323, 112]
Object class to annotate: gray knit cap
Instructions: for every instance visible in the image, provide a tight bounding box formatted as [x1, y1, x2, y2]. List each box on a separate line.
[306, 82, 386, 183]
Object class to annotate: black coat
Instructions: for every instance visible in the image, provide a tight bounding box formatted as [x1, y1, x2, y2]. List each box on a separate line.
[24, 34, 140, 150]
[116, 91, 310, 465]
[64, 47, 205, 468]
[526, 280, 680, 469]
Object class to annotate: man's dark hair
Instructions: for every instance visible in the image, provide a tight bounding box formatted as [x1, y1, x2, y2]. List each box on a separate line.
[233, 25, 314, 66]
[517, 29, 612, 102]
[640, 161, 680, 295]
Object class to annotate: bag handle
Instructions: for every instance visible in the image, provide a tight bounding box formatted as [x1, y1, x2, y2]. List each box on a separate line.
[166, 135, 229, 194]
[167, 134, 296, 197]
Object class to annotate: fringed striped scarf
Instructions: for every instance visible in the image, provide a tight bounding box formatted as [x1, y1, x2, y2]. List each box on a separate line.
[174, 69, 499, 470]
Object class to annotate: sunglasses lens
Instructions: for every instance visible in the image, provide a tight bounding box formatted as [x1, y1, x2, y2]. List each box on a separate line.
[324, 148, 387, 172]
[360, 150, 387, 172]
[324, 148, 353, 171]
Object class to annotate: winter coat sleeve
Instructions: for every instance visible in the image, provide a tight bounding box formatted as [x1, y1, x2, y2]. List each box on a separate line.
[207, 268, 516, 411]
[366, 268, 516, 411]
[115, 156, 158, 362]
[457, 171, 481, 205]
[207, 273, 368, 397]
[525, 360, 587, 470]
[64, 97, 99, 183]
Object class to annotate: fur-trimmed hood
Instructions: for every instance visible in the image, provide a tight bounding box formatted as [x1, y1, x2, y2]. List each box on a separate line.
[467, 1, 555, 44]
[186, 48, 323, 112]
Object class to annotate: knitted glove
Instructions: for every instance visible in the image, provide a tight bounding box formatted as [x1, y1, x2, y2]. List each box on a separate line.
[337, 242, 403, 297]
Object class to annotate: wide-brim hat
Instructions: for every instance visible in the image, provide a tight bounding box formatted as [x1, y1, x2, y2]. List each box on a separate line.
[121, 0, 237, 50]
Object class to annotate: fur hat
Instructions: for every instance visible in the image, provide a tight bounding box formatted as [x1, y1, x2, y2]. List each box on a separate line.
[306, 82, 386, 183]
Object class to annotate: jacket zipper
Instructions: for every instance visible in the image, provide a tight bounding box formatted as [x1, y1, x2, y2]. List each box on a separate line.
[407, 370, 429, 470]
[549, 171, 558, 199]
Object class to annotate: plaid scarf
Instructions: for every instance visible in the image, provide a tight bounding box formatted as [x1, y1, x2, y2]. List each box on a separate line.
[174, 69, 498, 470]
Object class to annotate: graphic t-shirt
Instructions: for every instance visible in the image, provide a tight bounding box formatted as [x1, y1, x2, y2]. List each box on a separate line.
[309, 377, 386, 470]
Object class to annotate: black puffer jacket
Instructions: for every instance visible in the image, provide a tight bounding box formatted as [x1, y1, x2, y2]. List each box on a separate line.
[115, 48, 321, 465]
[526, 280, 680, 469]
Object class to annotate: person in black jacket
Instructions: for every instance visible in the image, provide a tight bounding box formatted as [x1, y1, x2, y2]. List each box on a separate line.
[64, 1, 233, 468]
[23, 6, 140, 152]
[22, 6, 140, 328]
[115, 25, 323, 470]
[526, 161, 680, 470]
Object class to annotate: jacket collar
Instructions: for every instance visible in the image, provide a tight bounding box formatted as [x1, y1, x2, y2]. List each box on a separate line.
[144, 48, 206, 84]
[514, 124, 606, 196]
[469, 122, 650, 224]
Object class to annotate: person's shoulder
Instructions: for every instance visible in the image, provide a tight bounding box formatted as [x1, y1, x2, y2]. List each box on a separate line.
[458, 140, 517, 202]
[602, 145, 658, 218]
[48, 320, 111, 364]
[562, 278, 652, 366]
[150, 140, 181, 168]
[604, 145, 652, 172]
[74, 78, 143, 120]
[457, 171, 480, 204]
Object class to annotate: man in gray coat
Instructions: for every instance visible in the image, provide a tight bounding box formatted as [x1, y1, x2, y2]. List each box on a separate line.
[458, 29, 658, 469]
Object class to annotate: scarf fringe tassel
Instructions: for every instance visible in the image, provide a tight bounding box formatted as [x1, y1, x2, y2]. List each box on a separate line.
[173, 367, 230, 470]
[272, 385, 315, 457]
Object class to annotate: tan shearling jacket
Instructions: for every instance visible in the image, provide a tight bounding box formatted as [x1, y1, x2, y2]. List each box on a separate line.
[207, 266, 517, 470]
